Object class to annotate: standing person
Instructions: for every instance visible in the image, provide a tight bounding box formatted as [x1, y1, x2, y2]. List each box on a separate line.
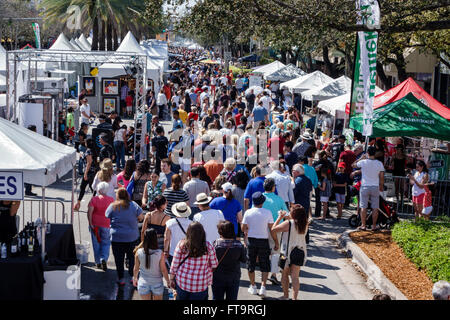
[0, 201, 20, 244]
[113, 124, 127, 171]
[87, 182, 114, 270]
[392, 144, 407, 200]
[131, 160, 152, 207]
[243, 165, 266, 211]
[271, 205, 309, 300]
[106, 188, 145, 286]
[204, 151, 224, 183]
[141, 195, 169, 249]
[133, 229, 170, 300]
[334, 162, 348, 219]
[66, 107, 75, 145]
[169, 222, 218, 300]
[157, 88, 168, 120]
[125, 91, 134, 118]
[98, 133, 115, 163]
[261, 178, 287, 285]
[266, 160, 295, 208]
[339, 144, 357, 207]
[74, 138, 99, 211]
[292, 164, 313, 212]
[283, 141, 298, 174]
[142, 170, 166, 209]
[193, 193, 225, 245]
[120, 82, 129, 117]
[183, 167, 211, 216]
[353, 146, 385, 230]
[231, 170, 250, 213]
[92, 158, 118, 200]
[212, 221, 247, 300]
[159, 158, 175, 188]
[242, 192, 278, 297]
[151, 126, 169, 175]
[408, 160, 429, 221]
[245, 89, 256, 112]
[162, 174, 189, 217]
[117, 159, 136, 189]
[210, 182, 243, 237]
[318, 167, 332, 220]
[79, 98, 96, 126]
[164, 202, 192, 265]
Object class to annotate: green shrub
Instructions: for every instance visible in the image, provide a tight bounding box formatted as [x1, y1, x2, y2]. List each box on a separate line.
[392, 219, 450, 283]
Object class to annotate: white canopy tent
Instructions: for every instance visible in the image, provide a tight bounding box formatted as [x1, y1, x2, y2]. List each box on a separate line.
[0, 116, 76, 186]
[317, 86, 384, 114]
[265, 64, 306, 82]
[302, 75, 352, 101]
[69, 39, 82, 51]
[253, 61, 286, 77]
[97, 31, 162, 92]
[280, 70, 333, 93]
[78, 34, 91, 51]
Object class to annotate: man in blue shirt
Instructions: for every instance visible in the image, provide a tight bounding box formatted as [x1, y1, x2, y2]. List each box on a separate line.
[244, 165, 266, 211]
[251, 101, 268, 124]
[169, 110, 184, 134]
[283, 141, 298, 174]
[292, 164, 313, 212]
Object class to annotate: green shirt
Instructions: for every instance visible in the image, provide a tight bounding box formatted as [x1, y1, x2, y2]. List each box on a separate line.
[66, 113, 74, 129]
[262, 192, 288, 222]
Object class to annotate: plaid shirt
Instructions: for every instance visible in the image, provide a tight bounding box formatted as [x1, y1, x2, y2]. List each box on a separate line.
[170, 240, 218, 292]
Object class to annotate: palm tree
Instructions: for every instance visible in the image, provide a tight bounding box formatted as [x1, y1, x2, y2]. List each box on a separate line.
[39, 0, 147, 50]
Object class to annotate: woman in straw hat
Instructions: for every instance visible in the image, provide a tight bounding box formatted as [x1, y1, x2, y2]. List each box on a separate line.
[163, 202, 192, 266]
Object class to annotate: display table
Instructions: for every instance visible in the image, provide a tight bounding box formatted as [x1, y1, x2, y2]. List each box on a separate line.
[45, 223, 77, 265]
[0, 254, 44, 300]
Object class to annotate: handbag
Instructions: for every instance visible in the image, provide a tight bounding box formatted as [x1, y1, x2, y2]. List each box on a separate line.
[126, 173, 135, 199]
[278, 221, 291, 270]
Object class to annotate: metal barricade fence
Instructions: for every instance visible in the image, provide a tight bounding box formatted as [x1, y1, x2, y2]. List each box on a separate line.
[18, 199, 67, 229]
[391, 176, 450, 217]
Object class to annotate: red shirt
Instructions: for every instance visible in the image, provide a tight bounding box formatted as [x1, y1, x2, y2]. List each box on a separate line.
[339, 150, 357, 175]
[235, 113, 242, 126]
[125, 95, 133, 107]
[268, 136, 285, 157]
[163, 85, 171, 100]
[194, 88, 203, 95]
[88, 195, 114, 228]
[170, 241, 218, 292]
[188, 112, 199, 121]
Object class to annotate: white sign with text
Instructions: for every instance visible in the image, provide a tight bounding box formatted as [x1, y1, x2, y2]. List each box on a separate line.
[0, 171, 24, 200]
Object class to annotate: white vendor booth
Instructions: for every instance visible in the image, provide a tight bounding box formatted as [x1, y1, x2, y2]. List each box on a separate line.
[0, 117, 79, 300]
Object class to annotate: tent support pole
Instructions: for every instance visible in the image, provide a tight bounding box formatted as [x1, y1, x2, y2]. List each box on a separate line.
[71, 165, 75, 225]
[41, 186, 46, 262]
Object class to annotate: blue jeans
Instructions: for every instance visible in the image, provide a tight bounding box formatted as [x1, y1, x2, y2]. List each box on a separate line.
[176, 284, 208, 300]
[89, 226, 111, 265]
[114, 141, 125, 169]
[212, 274, 240, 300]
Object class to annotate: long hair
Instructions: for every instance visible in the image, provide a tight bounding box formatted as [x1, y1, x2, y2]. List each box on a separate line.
[134, 229, 158, 269]
[123, 159, 136, 181]
[136, 160, 151, 177]
[417, 160, 429, 173]
[290, 205, 308, 234]
[171, 174, 182, 191]
[112, 188, 130, 211]
[98, 158, 113, 182]
[232, 170, 249, 190]
[184, 222, 207, 258]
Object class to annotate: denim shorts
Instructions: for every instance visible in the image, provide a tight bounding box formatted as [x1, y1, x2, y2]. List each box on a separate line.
[335, 193, 345, 204]
[360, 186, 380, 209]
[138, 280, 164, 296]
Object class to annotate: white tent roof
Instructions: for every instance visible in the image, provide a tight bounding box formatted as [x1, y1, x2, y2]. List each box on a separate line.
[253, 61, 286, 77]
[265, 64, 306, 82]
[0, 75, 5, 91]
[74, 38, 88, 51]
[317, 86, 384, 114]
[0, 47, 5, 72]
[70, 39, 82, 51]
[0, 117, 76, 186]
[0, 43, 5, 54]
[302, 75, 352, 101]
[49, 33, 76, 51]
[280, 71, 333, 93]
[117, 31, 147, 54]
[78, 34, 91, 50]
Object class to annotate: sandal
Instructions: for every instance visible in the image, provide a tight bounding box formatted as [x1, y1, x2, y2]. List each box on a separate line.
[357, 226, 367, 231]
[371, 226, 381, 231]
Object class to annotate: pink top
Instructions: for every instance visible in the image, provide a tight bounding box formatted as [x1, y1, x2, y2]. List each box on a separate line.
[117, 172, 131, 188]
[88, 195, 114, 228]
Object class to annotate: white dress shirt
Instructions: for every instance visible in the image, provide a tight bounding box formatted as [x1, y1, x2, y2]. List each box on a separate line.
[266, 170, 295, 203]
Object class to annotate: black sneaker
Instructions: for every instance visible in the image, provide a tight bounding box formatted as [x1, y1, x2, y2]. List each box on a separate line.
[25, 191, 38, 197]
[269, 275, 281, 286]
[101, 259, 107, 271]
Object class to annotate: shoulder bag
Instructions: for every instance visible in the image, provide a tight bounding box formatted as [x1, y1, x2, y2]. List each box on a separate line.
[126, 173, 135, 199]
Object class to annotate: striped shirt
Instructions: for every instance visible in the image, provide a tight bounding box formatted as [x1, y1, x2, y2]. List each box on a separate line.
[163, 188, 189, 217]
[183, 178, 210, 208]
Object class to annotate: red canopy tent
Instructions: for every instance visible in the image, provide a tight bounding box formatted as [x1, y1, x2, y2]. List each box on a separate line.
[374, 77, 450, 120]
[346, 77, 450, 120]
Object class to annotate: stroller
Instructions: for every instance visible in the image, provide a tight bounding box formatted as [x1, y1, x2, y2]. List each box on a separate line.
[348, 182, 399, 230]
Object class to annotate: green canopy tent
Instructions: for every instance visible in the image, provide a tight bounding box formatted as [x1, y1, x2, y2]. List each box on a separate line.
[350, 93, 450, 141]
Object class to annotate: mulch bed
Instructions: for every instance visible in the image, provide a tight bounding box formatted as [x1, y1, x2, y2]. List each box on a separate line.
[350, 230, 434, 300]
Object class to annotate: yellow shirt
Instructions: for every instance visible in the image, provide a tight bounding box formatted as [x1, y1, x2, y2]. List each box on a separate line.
[178, 109, 188, 124]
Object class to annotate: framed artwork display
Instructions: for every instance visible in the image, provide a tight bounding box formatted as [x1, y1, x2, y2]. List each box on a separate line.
[83, 77, 96, 96]
[103, 97, 117, 113]
[102, 78, 119, 95]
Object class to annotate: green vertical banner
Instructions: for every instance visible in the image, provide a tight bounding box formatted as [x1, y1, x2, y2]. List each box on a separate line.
[32, 23, 41, 49]
[350, 0, 380, 136]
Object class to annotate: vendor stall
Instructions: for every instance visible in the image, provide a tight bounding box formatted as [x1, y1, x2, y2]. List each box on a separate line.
[265, 64, 306, 82]
[0, 117, 78, 300]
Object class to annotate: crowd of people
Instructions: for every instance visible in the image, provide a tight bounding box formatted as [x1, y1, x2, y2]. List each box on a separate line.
[69, 46, 444, 301]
